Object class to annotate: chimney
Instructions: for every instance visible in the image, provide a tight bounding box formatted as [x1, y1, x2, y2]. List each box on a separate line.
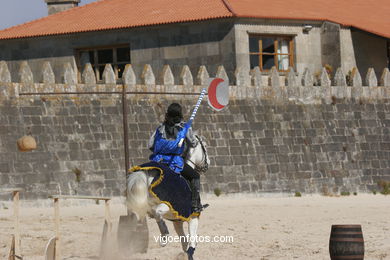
[45, 0, 81, 15]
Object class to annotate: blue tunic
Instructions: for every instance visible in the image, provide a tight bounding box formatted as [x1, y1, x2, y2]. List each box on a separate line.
[149, 122, 195, 173]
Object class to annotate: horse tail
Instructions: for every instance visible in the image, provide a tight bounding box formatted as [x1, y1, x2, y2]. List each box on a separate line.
[126, 172, 150, 220]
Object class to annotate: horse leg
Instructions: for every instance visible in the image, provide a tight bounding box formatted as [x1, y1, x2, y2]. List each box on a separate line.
[173, 221, 188, 252]
[154, 203, 170, 247]
[187, 217, 199, 260]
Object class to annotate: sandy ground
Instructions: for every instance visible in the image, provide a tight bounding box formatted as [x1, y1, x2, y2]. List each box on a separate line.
[0, 194, 389, 260]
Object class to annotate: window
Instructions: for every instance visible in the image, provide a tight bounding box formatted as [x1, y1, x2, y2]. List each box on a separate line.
[249, 35, 294, 72]
[77, 45, 131, 81]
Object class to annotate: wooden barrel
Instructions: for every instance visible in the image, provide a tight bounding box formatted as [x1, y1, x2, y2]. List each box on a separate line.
[329, 225, 364, 260]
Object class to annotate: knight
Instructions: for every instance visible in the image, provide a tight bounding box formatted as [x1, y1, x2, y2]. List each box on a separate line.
[148, 103, 203, 213]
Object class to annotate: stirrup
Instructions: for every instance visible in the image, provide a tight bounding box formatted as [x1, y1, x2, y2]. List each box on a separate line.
[192, 203, 209, 213]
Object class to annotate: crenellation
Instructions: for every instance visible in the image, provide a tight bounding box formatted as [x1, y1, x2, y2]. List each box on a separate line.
[250, 66, 262, 88]
[269, 66, 280, 88]
[62, 62, 77, 86]
[235, 67, 250, 87]
[180, 65, 193, 86]
[320, 67, 331, 87]
[42, 62, 55, 84]
[216, 65, 229, 86]
[19, 61, 34, 84]
[196, 65, 209, 86]
[82, 63, 96, 85]
[302, 68, 313, 87]
[0, 63, 389, 102]
[285, 67, 297, 87]
[365, 68, 378, 87]
[102, 64, 116, 84]
[235, 67, 250, 98]
[0, 60, 11, 83]
[333, 67, 346, 86]
[161, 65, 174, 86]
[379, 68, 390, 87]
[141, 64, 155, 85]
[351, 67, 362, 87]
[122, 64, 136, 86]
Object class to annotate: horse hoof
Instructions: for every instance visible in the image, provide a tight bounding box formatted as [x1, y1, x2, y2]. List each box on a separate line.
[159, 234, 168, 247]
[186, 247, 195, 260]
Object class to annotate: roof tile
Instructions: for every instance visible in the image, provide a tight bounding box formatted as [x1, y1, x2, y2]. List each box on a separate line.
[0, 0, 388, 40]
[0, 0, 232, 39]
[227, 0, 390, 38]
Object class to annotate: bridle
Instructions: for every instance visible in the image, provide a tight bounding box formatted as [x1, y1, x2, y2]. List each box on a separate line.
[187, 135, 209, 173]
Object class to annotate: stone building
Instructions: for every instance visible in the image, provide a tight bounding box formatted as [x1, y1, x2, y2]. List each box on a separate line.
[0, 0, 389, 83]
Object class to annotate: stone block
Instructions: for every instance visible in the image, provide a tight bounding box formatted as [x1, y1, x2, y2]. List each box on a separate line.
[141, 64, 155, 85]
[0, 61, 11, 83]
[379, 68, 390, 87]
[320, 67, 331, 87]
[42, 61, 55, 84]
[365, 68, 378, 87]
[103, 64, 116, 84]
[62, 62, 77, 85]
[333, 67, 346, 86]
[216, 65, 229, 86]
[351, 67, 362, 87]
[180, 65, 193, 86]
[235, 67, 250, 87]
[19, 61, 34, 84]
[82, 63, 96, 85]
[160, 65, 174, 85]
[196, 65, 210, 86]
[122, 64, 137, 85]
[302, 68, 313, 87]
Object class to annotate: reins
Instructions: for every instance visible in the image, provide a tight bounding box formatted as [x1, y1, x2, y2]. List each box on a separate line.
[187, 135, 209, 173]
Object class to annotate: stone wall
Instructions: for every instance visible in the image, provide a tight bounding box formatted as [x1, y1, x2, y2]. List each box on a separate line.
[1, 60, 390, 200]
[0, 20, 235, 84]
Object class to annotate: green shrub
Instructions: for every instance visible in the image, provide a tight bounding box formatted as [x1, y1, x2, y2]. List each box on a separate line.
[340, 191, 350, 196]
[72, 167, 82, 183]
[213, 188, 222, 197]
[294, 191, 302, 197]
[378, 181, 390, 195]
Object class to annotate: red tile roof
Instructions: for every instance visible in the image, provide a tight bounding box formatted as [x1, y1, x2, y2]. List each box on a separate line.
[228, 0, 390, 39]
[0, 0, 388, 40]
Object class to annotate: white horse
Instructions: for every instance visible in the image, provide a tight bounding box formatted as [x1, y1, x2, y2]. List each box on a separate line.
[126, 135, 210, 260]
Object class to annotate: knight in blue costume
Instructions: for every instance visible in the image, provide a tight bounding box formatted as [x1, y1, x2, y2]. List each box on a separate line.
[149, 103, 203, 213]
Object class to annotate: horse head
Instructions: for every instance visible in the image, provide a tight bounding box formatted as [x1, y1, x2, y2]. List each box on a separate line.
[185, 135, 210, 174]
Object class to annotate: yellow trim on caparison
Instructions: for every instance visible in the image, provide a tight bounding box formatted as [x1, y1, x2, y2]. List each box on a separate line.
[128, 165, 200, 222]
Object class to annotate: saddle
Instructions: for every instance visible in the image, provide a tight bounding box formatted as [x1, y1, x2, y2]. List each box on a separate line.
[130, 161, 200, 221]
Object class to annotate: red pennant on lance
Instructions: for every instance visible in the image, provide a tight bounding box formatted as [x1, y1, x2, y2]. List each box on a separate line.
[207, 78, 229, 111]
